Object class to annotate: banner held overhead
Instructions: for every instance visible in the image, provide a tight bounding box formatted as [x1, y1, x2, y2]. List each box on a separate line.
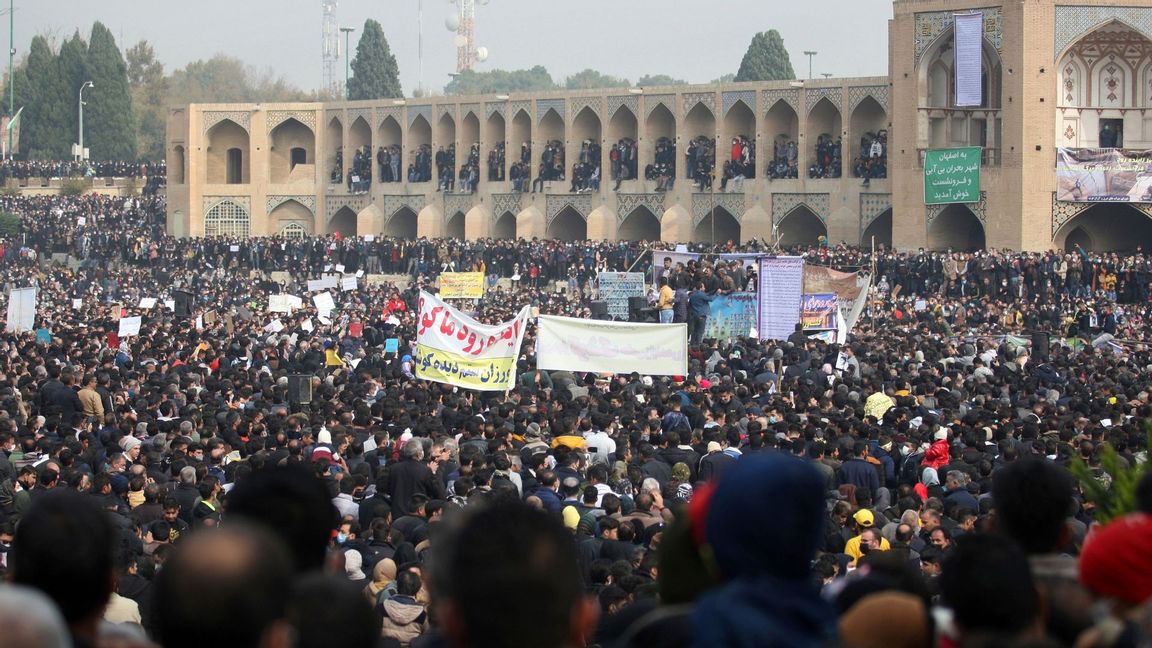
[756, 257, 805, 341]
[415, 291, 530, 391]
[536, 315, 688, 376]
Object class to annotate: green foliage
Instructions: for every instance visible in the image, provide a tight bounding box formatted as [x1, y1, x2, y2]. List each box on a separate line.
[58, 177, 89, 196]
[85, 22, 135, 161]
[1069, 428, 1152, 524]
[636, 74, 688, 87]
[0, 211, 19, 236]
[444, 66, 557, 95]
[711, 73, 737, 84]
[734, 30, 796, 82]
[564, 69, 630, 90]
[126, 40, 167, 161]
[347, 19, 402, 100]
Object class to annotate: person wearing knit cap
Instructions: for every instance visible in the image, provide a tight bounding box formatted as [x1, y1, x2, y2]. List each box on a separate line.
[1080, 513, 1152, 621]
[691, 452, 835, 647]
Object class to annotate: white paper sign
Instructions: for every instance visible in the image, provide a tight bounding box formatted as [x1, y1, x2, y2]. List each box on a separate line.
[313, 292, 336, 315]
[229, 245, 240, 252]
[364, 235, 375, 242]
[5, 287, 37, 333]
[356, 270, 364, 278]
[341, 277, 358, 292]
[164, 300, 176, 311]
[72, 299, 83, 310]
[118, 316, 142, 337]
[77, 217, 86, 226]
[335, 264, 346, 274]
[138, 298, 157, 309]
[264, 319, 285, 333]
[301, 318, 315, 332]
[268, 294, 302, 313]
[195, 315, 203, 329]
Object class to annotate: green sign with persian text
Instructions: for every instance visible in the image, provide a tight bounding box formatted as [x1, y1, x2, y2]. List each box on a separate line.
[924, 147, 982, 204]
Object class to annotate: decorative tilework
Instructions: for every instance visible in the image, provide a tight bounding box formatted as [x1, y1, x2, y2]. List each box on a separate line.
[537, 99, 565, 123]
[325, 195, 369, 220]
[859, 193, 892, 232]
[203, 195, 250, 213]
[915, 7, 1003, 64]
[682, 92, 716, 116]
[408, 105, 432, 127]
[722, 90, 756, 116]
[443, 193, 474, 220]
[569, 96, 603, 120]
[692, 192, 745, 227]
[348, 108, 373, 127]
[607, 95, 639, 119]
[848, 85, 890, 113]
[615, 193, 665, 224]
[546, 194, 592, 224]
[203, 110, 252, 134]
[485, 102, 506, 119]
[761, 89, 800, 113]
[384, 195, 426, 222]
[460, 103, 481, 120]
[266, 195, 316, 215]
[266, 110, 317, 134]
[491, 193, 522, 219]
[377, 106, 403, 124]
[438, 105, 456, 123]
[509, 101, 531, 120]
[645, 95, 676, 118]
[926, 191, 987, 226]
[773, 193, 829, 225]
[325, 110, 343, 128]
[805, 87, 843, 114]
[1055, 6, 1152, 61]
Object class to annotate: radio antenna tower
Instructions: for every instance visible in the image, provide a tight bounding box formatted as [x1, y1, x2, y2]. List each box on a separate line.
[455, 0, 475, 72]
[321, 1, 341, 95]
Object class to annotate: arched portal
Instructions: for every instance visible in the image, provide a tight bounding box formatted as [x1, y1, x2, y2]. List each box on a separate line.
[511, 109, 532, 164]
[723, 100, 755, 178]
[269, 199, 314, 235]
[807, 98, 842, 178]
[861, 209, 892, 249]
[269, 118, 316, 183]
[206, 119, 249, 184]
[203, 199, 250, 237]
[608, 105, 638, 144]
[777, 206, 828, 246]
[617, 206, 662, 242]
[764, 100, 799, 179]
[325, 116, 343, 184]
[548, 206, 587, 241]
[409, 114, 432, 183]
[436, 112, 456, 150]
[928, 204, 985, 250]
[693, 208, 740, 244]
[1054, 204, 1152, 251]
[572, 106, 602, 174]
[386, 207, 419, 239]
[462, 111, 480, 152]
[486, 111, 506, 180]
[170, 145, 185, 184]
[646, 103, 676, 178]
[445, 211, 466, 240]
[1057, 21, 1152, 148]
[850, 97, 887, 179]
[538, 108, 564, 147]
[329, 206, 357, 237]
[493, 211, 517, 239]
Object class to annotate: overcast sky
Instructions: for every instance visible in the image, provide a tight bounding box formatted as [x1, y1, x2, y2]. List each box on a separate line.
[15, 1, 893, 94]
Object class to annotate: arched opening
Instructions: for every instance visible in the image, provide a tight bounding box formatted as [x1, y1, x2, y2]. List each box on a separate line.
[377, 116, 403, 183]
[607, 105, 638, 184]
[326, 116, 343, 184]
[618, 206, 662, 242]
[269, 117, 316, 183]
[777, 206, 828, 247]
[203, 199, 250, 237]
[281, 222, 309, 239]
[646, 103, 676, 180]
[571, 107, 603, 182]
[170, 145, 185, 185]
[485, 111, 506, 182]
[269, 199, 314, 237]
[927, 204, 985, 250]
[1054, 204, 1152, 251]
[538, 108, 564, 148]
[722, 100, 755, 181]
[693, 208, 740, 244]
[684, 102, 716, 181]
[409, 114, 432, 183]
[1057, 21, 1152, 148]
[435, 112, 457, 188]
[511, 109, 532, 170]
[918, 27, 1003, 156]
[806, 98, 842, 179]
[446, 211, 466, 239]
[538, 108, 565, 184]
[548, 206, 587, 241]
[461, 111, 480, 171]
[329, 206, 358, 237]
[385, 206, 419, 239]
[206, 119, 249, 184]
[348, 117, 372, 190]
[764, 100, 799, 179]
[861, 209, 892, 249]
[493, 211, 517, 239]
[850, 97, 888, 180]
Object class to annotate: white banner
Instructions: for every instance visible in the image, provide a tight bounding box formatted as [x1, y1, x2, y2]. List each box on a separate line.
[268, 294, 303, 313]
[536, 315, 688, 376]
[118, 316, 142, 337]
[954, 12, 984, 107]
[5, 287, 36, 332]
[757, 257, 804, 341]
[415, 290, 530, 391]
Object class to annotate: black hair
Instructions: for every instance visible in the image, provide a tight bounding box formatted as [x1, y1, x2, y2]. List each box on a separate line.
[939, 534, 1038, 637]
[991, 457, 1073, 554]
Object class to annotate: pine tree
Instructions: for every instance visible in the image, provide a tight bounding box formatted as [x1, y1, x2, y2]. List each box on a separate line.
[85, 22, 136, 161]
[347, 19, 402, 100]
[734, 30, 796, 82]
[50, 32, 90, 159]
[11, 36, 57, 158]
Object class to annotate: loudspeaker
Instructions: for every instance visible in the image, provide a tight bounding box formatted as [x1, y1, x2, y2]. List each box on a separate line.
[1031, 331, 1050, 362]
[589, 300, 609, 319]
[173, 291, 194, 318]
[628, 296, 648, 312]
[287, 375, 313, 404]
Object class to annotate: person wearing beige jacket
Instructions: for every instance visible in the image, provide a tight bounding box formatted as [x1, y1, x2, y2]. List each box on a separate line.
[77, 375, 104, 422]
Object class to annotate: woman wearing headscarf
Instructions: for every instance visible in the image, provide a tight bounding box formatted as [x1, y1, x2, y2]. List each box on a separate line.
[364, 557, 398, 606]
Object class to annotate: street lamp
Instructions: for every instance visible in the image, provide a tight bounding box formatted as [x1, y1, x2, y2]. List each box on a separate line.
[803, 50, 817, 80]
[4, 0, 14, 159]
[340, 26, 355, 100]
[77, 80, 93, 161]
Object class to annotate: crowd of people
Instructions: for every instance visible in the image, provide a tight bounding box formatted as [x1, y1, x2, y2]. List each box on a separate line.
[0, 160, 166, 183]
[719, 135, 755, 192]
[685, 136, 716, 190]
[569, 139, 602, 193]
[854, 130, 888, 184]
[376, 145, 403, 184]
[406, 145, 433, 184]
[768, 136, 801, 180]
[609, 138, 638, 188]
[0, 167, 1151, 647]
[811, 134, 844, 179]
[486, 142, 506, 182]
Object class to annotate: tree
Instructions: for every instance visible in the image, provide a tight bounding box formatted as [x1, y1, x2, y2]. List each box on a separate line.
[444, 66, 556, 95]
[347, 19, 402, 100]
[126, 40, 168, 161]
[734, 30, 795, 82]
[711, 73, 737, 84]
[85, 22, 136, 161]
[165, 55, 314, 105]
[635, 74, 687, 87]
[564, 69, 629, 90]
[11, 36, 59, 158]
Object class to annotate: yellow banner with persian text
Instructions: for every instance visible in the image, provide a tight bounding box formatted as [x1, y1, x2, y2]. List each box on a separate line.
[438, 272, 485, 299]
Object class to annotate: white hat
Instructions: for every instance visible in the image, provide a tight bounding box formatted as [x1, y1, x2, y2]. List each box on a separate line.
[933, 430, 948, 441]
[317, 428, 332, 445]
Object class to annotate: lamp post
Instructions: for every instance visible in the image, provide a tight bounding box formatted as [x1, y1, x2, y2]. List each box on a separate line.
[5, 0, 14, 159]
[78, 80, 93, 161]
[340, 26, 355, 100]
[803, 50, 817, 80]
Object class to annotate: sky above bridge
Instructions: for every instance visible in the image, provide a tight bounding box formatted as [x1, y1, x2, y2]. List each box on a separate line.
[17, 0, 892, 95]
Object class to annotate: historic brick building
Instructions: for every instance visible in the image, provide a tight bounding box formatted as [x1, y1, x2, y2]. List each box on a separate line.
[167, 0, 1152, 251]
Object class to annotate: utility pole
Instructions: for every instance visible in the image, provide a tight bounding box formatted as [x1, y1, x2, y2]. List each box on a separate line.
[78, 80, 93, 161]
[803, 50, 817, 80]
[340, 26, 355, 100]
[6, 0, 14, 159]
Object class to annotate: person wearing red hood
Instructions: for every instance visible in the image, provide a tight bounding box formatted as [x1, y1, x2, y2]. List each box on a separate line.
[922, 428, 950, 471]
